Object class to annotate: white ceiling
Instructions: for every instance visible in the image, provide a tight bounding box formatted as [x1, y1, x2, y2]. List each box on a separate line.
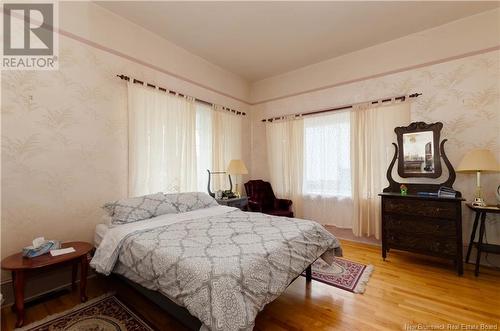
[97, 1, 499, 82]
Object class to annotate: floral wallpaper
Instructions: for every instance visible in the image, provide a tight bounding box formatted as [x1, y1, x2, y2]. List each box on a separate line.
[411, 52, 500, 246]
[360, 52, 500, 243]
[251, 50, 500, 246]
[1, 33, 250, 284]
[1, 37, 129, 276]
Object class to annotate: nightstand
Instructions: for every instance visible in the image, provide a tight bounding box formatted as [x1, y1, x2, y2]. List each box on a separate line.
[216, 197, 248, 210]
[465, 203, 500, 276]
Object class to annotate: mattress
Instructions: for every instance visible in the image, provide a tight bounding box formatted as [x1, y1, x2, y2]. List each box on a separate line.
[94, 223, 109, 247]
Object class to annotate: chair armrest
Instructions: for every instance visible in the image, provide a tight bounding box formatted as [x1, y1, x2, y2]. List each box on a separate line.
[248, 200, 263, 212]
[275, 198, 293, 210]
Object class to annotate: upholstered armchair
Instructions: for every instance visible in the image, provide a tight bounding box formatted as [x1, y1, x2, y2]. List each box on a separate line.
[244, 180, 294, 218]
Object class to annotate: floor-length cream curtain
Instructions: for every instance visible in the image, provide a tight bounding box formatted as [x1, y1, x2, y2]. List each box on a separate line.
[128, 83, 197, 196]
[266, 118, 304, 217]
[351, 102, 411, 239]
[195, 103, 213, 192]
[211, 106, 243, 192]
[301, 111, 354, 228]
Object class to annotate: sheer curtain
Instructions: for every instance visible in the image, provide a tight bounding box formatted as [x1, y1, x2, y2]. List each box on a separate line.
[266, 118, 304, 216]
[212, 106, 243, 192]
[128, 83, 197, 196]
[196, 103, 213, 192]
[351, 102, 411, 239]
[302, 111, 354, 227]
[264, 101, 411, 234]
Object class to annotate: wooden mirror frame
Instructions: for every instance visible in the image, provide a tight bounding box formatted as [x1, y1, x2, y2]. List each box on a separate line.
[383, 121, 460, 196]
[395, 122, 443, 178]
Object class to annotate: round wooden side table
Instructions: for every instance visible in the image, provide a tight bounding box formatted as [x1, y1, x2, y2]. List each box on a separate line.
[1, 241, 93, 327]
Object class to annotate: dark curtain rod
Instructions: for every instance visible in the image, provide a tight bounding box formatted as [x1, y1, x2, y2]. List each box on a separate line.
[117, 74, 246, 116]
[261, 93, 422, 122]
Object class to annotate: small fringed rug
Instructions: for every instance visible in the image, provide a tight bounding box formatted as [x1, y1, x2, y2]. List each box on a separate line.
[15, 294, 153, 331]
[302, 257, 373, 293]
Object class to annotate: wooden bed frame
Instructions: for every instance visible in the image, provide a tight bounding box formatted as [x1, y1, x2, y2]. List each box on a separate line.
[115, 264, 313, 330]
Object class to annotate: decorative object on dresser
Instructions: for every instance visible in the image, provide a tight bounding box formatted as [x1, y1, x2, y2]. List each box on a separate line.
[226, 159, 249, 197]
[380, 121, 465, 275]
[456, 149, 499, 207]
[465, 203, 500, 276]
[1, 241, 93, 327]
[245, 180, 294, 217]
[216, 196, 248, 210]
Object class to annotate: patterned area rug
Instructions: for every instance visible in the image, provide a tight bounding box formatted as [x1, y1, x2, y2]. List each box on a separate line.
[303, 257, 373, 293]
[15, 294, 153, 331]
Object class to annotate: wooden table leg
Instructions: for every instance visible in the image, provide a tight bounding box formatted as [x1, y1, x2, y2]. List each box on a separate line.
[305, 265, 312, 283]
[72, 262, 78, 290]
[10, 272, 16, 313]
[465, 211, 480, 263]
[475, 212, 486, 277]
[13, 270, 25, 328]
[79, 255, 88, 302]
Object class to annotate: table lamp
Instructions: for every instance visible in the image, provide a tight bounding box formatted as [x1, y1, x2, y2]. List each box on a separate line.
[457, 149, 499, 206]
[227, 159, 248, 197]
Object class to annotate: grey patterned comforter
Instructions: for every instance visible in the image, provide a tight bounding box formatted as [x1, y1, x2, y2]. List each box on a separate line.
[91, 206, 341, 331]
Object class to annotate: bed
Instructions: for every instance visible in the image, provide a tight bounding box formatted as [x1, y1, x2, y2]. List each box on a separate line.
[91, 192, 342, 331]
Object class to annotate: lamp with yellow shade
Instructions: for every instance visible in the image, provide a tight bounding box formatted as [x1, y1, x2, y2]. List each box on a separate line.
[456, 149, 499, 206]
[227, 159, 248, 197]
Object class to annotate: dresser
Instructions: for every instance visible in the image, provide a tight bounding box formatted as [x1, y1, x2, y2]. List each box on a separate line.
[380, 193, 465, 275]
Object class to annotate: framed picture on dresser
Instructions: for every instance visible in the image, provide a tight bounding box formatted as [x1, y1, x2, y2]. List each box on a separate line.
[379, 121, 465, 275]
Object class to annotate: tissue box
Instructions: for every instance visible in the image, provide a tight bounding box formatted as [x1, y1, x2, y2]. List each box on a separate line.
[22, 240, 61, 258]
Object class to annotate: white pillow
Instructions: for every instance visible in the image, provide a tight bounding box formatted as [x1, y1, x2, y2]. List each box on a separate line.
[102, 192, 219, 226]
[102, 192, 177, 225]
[163, 192, 219, 212]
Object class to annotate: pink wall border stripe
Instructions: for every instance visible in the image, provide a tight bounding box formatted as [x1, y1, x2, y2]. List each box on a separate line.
[251, 45, 500, 105]
[55, 26, 499, 107]
[56, 29, 251, 105]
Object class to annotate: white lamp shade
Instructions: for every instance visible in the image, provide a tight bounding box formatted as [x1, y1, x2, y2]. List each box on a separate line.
[456, 149, 499, 173]
[227, 159, 248, 175]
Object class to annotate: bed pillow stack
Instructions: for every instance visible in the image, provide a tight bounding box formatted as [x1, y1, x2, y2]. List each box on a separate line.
[103, 192, 218, 225]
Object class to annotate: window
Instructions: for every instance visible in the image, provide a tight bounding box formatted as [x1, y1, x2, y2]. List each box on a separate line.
[303, 111, 351, 197]
[127, 82, 243, 195]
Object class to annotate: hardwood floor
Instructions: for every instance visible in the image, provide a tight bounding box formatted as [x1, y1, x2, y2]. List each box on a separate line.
[2, 240, 499, 331]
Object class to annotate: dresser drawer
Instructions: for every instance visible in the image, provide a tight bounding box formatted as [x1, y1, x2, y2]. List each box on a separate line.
[384, 214, 456, 237]
[380, 193, 464, 274]
[383, 198, 457, 219]
[386, 232, 457, 257]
